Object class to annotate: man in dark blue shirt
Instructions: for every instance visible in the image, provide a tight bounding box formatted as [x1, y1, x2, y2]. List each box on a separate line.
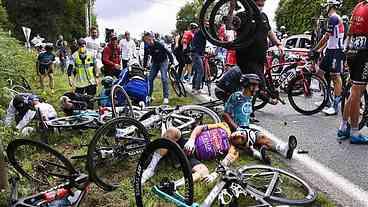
[190, 25, 207, 94]
[143, 33, 174, 104]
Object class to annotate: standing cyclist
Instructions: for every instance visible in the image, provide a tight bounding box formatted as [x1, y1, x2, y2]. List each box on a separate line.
[338, 0, 368, 144]
[313, 0, 345, 116]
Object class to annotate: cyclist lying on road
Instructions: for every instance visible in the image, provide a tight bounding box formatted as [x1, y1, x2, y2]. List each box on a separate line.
[3, 94, 57, 136]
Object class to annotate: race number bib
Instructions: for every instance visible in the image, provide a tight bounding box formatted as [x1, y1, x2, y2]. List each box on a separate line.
[350, 36, 368, 50]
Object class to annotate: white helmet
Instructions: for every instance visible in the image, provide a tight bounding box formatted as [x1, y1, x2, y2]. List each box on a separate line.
[326, 0, 342, 8]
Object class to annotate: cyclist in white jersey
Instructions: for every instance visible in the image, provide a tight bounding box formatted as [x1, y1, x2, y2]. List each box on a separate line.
[313, 0, 345, 115]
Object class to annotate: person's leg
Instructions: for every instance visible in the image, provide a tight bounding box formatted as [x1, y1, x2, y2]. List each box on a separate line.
[350, 84, 365, 135]
[48, 66, 54, 92]
[192, 53, 204, 91]
[148, 64, 160, 97]
[256, 133, 297, 159]
[159, 61, 170, 99]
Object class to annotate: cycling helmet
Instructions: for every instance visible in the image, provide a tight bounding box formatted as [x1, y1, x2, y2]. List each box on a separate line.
[324, 0, 342, 9]
[190, 22, 199, 30]
[342, 15, 349, 22]
[280, 26, 286, 31]
[45, 43, 54, 51]
[240, 74, 261, 88]
[13, 95, 26, 109]
[101, 76, 114, 88]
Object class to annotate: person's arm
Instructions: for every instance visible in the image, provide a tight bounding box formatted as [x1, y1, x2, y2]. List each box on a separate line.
[16, 110, 36, 130]
[184, 125, 207, 155]
[163, 44, 174, 64]
[143, 46, 150, 68]
[4, 101, 16, 126]
[313, 34, 329, 51]
[221, 145, 240, 166]
[102, 47, 116, 68]
[93, 57, 100, 85]
[67, 54, 75, 87]
[223, 94, 238, 131]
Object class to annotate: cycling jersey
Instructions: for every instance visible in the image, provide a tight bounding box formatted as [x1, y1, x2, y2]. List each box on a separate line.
[326, 13, 345, 49]
[34, 102, 57, 121]
[194, 122, 232, 161]
[224, 91, 253, 128]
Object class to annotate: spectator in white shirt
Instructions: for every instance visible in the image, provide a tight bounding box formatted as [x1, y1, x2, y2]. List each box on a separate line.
[84, 27, 103, 71]
[119, 31, 137, 69]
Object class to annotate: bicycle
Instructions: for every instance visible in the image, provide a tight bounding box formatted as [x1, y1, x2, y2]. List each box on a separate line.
[6, 139, 92, 207]
[134, 138, 317, 207]
[169, 64, 187, 97]
[87, 104, 221, 191]
[199, 0, 260, 49]
[253, 53, 329, 115]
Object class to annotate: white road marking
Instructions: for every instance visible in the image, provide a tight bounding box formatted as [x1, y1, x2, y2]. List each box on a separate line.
[187, 85, 368, 205]
[252, 124, 368, 206]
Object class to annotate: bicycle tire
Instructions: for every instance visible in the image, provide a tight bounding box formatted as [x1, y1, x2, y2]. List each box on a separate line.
[134, 138, 193, 207]
[46, 115, 95, 128]
[253, 94, 268, 111]
[288, 74, 328, 115]
[111, 84, 134, 118]
[209, 61, 218, 82]
[11, 85, 29, 94]
[171, 80, 183, 97]
[199, 0, 259, 49]
[238, 165, 317, 205]
[177, 105, 221, 123]
[179, 81, 187, 97]
[6, 139, 77, 184]
[87, 116, 150, 191]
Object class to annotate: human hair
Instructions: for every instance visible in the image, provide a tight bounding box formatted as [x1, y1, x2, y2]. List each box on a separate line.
[90, 26, 98, 32]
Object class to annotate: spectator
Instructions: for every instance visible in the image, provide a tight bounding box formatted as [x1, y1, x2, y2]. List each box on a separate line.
[143, 32, 174, 105]
[190, 23, 207, 94]
[102, 34, 122, 78]
[173, 31, 186, 81]
[182, 23, 197, 82]
[68, 38, 100, 96]
[36, 43, 55, 94]
[84, 27, 103, 74]
[119, 31, 137, 69]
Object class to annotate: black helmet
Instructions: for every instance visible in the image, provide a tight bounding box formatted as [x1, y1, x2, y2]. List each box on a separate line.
[45, 43, 54, 51]
[13, 95, 26, 110]
[240, 74, 261, 88]
[101, 76, 114, 88]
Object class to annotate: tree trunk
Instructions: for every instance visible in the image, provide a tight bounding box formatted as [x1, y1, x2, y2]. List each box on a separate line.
[0, 142, 8, 190]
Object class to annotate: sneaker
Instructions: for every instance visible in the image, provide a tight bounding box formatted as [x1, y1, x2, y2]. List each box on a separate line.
[163, 98, 169, 105]
[350, 134, 368, 144]
[260, 146, 271, 165]
[322, 107, 337, 116]
[286, 136, 297, 159]
[337, 124, 350, 140]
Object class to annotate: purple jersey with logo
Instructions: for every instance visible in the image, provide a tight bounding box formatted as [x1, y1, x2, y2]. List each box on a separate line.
[195, 123, 231, 161]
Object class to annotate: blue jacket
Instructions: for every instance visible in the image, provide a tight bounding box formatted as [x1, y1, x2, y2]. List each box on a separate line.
[143, 41, 173, 67]
[191, 30, 206, 56]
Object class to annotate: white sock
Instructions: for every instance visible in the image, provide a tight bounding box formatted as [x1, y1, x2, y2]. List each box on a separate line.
[252, 149, 262, 160]
[339, 120, 348, 131]
[174, 177, 185, 188]
[147, 152, 162, 170]
[351, 128, 360, 136]
[276, 143, 288, 157]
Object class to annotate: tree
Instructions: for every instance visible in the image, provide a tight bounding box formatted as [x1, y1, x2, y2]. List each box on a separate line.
[0, 1, 11, 30]
[176, 0, 203, 32]
[2, 0, 90, 42]
[275, 0, 359, 35]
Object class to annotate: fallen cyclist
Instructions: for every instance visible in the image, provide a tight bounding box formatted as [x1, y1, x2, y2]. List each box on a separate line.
[141, 75, 297, 184]
[3, 94, 57, 136]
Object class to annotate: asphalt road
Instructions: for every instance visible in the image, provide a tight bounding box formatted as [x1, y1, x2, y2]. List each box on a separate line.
[184, 83, 368, 206]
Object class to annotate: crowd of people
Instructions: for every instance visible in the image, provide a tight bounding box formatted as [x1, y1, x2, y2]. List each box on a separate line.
[2, 0, 368, 188]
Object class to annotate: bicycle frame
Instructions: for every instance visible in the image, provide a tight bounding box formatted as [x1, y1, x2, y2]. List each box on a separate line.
[10, 174, 90, 207]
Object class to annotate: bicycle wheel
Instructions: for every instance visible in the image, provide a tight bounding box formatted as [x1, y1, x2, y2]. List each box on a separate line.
[253, 93, 268, 111]
[199, 0, 259, 49]
[135, 138, 193, 207]
[46, 115, 95, 128]
[87, 117, 150, 191]
[6, 139, 77, 192]
[238, 165, 317, 205]
[11, 85, 29, 93]
[171, 80, 183, 97]
[209, 60, 218, 82]
[170, 105, 221, 137]
[111, 85, 134, 118]
[179, 81, 187, 97]
[288, 73, 328, 115]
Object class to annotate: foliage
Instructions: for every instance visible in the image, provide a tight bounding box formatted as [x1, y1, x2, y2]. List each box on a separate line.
[2, 0, 93, 42]
[0, 1, 10, 30]
[176, 0, 204, 33]
[275, 0, 359, 35]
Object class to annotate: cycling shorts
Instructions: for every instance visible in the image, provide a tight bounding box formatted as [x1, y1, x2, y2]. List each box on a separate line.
[319, 49, 344, 75]
[38, 64, 53, 75]
[349, 50, 368, 85]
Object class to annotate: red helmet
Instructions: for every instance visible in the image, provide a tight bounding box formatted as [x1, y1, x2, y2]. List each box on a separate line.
[349, 1, 368, 36]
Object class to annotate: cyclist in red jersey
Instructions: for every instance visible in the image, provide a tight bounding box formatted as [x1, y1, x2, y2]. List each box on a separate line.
[338, 0, 368, 144]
